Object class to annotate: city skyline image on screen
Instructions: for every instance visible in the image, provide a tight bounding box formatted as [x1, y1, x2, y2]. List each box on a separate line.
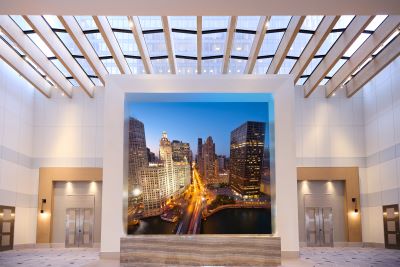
[126, 101, 272, 235]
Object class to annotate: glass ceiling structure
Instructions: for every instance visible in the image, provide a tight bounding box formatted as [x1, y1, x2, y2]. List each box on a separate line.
[1, 15, 398, 96]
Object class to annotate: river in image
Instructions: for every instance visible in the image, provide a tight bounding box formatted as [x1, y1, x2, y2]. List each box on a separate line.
[128, 208, 271, 235]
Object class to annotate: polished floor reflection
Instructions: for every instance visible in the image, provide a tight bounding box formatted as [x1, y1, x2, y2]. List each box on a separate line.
[0, 247, 400, 266]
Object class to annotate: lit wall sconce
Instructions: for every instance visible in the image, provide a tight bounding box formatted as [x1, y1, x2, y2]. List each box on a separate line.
[40, 198, 46, 213]
[352, 197, 358, 213]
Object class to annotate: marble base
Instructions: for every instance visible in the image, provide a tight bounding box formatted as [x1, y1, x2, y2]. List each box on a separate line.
[120, 235, 281, 266]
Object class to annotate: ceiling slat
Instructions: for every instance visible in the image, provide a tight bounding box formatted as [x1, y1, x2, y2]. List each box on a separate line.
[244, 16, 271, 74]
[128, 16, 153, 74]
[291, 16, 339, 82]
[326, 16, 400, 97]
[267, 16, 305, 74]
[0, 15, 72, 97]
[161, 16, 176, 74]
[222, 16, 237, 74]
[0, 37, 51, 97]
[59, 16, 108, 84]
[93, 16, 130, 74]
[303, 16, 373, 97]
[346, 35, 400, 97]
[24, 15, 94, 97]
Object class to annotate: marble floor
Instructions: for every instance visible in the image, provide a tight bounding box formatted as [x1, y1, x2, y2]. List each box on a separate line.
[0, 247, 399, 267]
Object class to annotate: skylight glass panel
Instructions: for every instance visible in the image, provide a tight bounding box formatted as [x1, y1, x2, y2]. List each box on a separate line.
[373, 30, 399, 56]
[56, 32, 82, 56]
[151, 58, 170, 73]
[236, 16, 260, 31]
[229, 58, 247, 74]
[27, 33, 55, 57]
[202, 16, 229, 30]
[126, 58, 145, 74]
[138, 16, 163, 31]
[76, 58, 96, 76]
[259, 32, 284, 56]
[326, 58, 347, 77]
[68, 78, 79, 86]
[169, 16, 197, 30]
[51, 58, 71, 77]
[91, 78, 103, 86]
[86, 33, 112, 57]
[278, 58, 297, 74]
[315, 32, 342, 56]
[365, 15, 388, 31]
[10, 15, 32, 31]
[101, 58, 120, 74]
[287, 33, 312, 57]
[1, 34, 25, 55]
[268, 16, 292, 30]
[253, 58, 272, 74]
[107, 16, 130, 30]
[319, 78, 330, 85]
[172, 32, 197, 57]
[113, 32, 140, 56]
[75, 16, 98, 31]
[176, 58, 197, 74]
[302, 57, 322, 76]
[296, 77, 307, 85]
[202, 32, 226, 57]
[343, 33, 370, 57]
[301, 16, 324, 31]
[231, 32, 255, 57]
[333, 16, 355, 30]
[202, 58, 223, 74]
[143, 33, 168, 57]
[43, 15, 65, 29]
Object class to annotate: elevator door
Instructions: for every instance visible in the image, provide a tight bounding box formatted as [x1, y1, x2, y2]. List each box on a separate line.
[0, 206, 15, 251]
[65, 208, 93, 248]
[305, 207, 333, 247]
[383, 204, 400, 249]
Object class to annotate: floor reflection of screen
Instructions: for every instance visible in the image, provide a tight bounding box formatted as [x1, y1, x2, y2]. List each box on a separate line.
[126, 95, 272, 235]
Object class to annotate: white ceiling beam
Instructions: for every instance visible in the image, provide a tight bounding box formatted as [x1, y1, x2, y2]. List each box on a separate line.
[93, 16, 130, 74]
[267, 16, 305, 74]
[0, 15, 72, 97]
[291, 16, 339, 82]
[1, 0, 399, 16]
[161, 16, 176, 74]
[346, 35, 400, 97]
[24, 15, 94, 97]
[244, 16, 271, 74]
[303, 16, 373, 97]
[222, 16, 237, 74]
[128, 16, 153, 74]
[197, 16, 202, 75]
[326, 16, 400, 97]
[59, 16, 108, 84]
[0, 37, 51, 97]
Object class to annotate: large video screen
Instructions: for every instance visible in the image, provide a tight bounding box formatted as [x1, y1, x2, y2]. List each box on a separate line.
[125, 93, 273, 235]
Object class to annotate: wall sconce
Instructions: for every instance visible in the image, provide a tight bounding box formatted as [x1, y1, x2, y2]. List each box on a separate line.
[40, 198, 46, 213]
[352, 197, 358, 213]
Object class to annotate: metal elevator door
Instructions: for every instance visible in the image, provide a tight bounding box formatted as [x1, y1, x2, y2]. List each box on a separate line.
[305, 207, 333, 247]
[65, 208, 93, 248]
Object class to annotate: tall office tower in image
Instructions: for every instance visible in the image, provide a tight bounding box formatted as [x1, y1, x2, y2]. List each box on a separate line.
[171, 140, 192, 163]
[202, 136, 217, 183]
[229, 121, 266, 198]
[128, 118, 148, 203]
[197, 137, 203, 175]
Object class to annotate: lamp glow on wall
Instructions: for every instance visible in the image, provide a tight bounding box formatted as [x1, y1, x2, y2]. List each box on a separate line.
[40, 198, 46, 214]
[352, 197, 358, 214]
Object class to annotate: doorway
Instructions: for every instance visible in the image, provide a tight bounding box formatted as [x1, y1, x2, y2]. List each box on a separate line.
[305, 207, 333, 247]
[383, 204, 400, 249]
[65, 208, 93, 248]
[0, 205, 15, 251]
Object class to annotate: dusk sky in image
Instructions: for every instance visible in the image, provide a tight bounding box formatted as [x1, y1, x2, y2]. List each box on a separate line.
[129, 102, 269, 156]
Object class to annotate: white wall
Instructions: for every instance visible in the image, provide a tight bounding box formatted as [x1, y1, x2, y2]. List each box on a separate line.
[0, 60, 37, 245]
[360, 57, 400, 245]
